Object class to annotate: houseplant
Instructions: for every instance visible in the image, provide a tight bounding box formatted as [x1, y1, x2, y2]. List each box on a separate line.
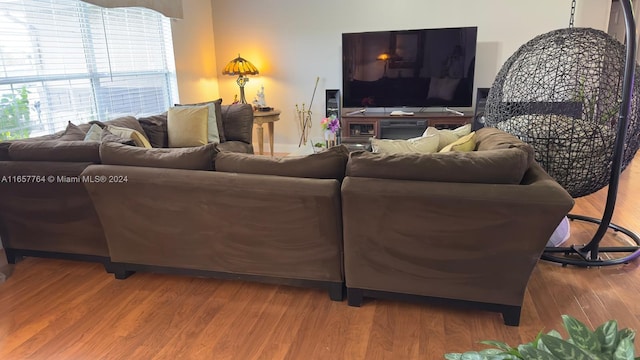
[444, 315, 637, 359]
[1, 86, 31, 140]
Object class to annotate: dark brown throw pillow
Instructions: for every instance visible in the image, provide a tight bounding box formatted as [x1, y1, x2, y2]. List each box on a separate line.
[215, 145, 350, 180]
[175, 99, 225, 142]
[100, 141, 218, 170]
[58, 121, 87, 141]
[138, 113, 168, 148]
[220, 103, 253, 143]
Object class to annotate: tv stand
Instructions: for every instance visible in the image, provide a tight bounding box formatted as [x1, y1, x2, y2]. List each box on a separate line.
[340, 110, 473, 148]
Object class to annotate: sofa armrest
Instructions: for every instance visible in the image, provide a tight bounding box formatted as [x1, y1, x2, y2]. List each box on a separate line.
[341, 162, 574, 307]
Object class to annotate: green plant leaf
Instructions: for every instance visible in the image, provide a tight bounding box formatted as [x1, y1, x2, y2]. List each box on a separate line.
[479, 349, 506, 355]
[518, 344, 556, 360]
[460, 351, 487, 360]
[444, 353, 462, 360]
[595, 320, 619, 354]
[546, 330, 563, 339]
[619, 329, 636, 343]
[479, 340, 514, 352]
[614, 337, 635, 360]
[562, 315, 601, 353]
[541, 334, 597, 360]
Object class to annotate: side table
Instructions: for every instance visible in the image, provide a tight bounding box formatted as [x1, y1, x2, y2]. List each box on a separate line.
[252, 109, 281, 156]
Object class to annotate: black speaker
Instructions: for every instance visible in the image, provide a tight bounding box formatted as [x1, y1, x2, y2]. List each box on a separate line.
[472, 87, 490, 131]
[326, 89, 340, 118]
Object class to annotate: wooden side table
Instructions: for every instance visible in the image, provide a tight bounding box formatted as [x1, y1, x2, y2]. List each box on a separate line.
[252, 109, 281, 156]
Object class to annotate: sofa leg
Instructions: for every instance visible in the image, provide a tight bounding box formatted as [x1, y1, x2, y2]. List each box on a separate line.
[107, 264, 135, 279]
[4, 249, 23, 264]
[347, 288, 364, 307]
[114, 269, 135, 280]
[501, 305, 521, 326]
[328, 283, 345, 301]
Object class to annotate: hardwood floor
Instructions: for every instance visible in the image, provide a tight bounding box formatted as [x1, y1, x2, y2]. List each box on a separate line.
[1, 155, 639, 359]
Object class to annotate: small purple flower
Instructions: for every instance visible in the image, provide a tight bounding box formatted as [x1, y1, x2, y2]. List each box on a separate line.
[321, 115, 341, 134]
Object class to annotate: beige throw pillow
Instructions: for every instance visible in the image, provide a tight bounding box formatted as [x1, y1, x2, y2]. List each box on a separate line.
[423, 123, 471, 150]
[105, 125, 152, 148]
[167, 106, 209, 147]
[440, 131, 476, 152]
[371, 128, 439, 154]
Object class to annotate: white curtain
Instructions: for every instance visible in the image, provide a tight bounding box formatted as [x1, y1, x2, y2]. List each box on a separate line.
[81, 0, 183, 19]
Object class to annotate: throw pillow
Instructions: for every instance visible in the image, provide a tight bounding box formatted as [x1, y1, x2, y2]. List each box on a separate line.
[58, 121, 87, 141]
[176, 98, 225, 142]
[138, 113, 168, 148]
[84, 124, 103, 142]
[167, 106, 209, 147]
[105, 125, 152, 148]
[371, 130, 439, 154]
[100, 141, 218, 170]
[440, 132, 476, 152]
[101, 128, 136, 146]
[424, 123, 471, 150]
[215, 144, 350, 180]
[86, 116, 149, 139]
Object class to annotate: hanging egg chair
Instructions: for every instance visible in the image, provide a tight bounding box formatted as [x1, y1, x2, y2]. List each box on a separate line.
[484, 0, 640, 266]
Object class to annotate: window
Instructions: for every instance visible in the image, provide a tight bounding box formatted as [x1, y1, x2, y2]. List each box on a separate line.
[0, 0, 178, 140]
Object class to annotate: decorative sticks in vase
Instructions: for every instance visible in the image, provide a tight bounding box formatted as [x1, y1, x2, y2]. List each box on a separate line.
[296, 77, 319, 147]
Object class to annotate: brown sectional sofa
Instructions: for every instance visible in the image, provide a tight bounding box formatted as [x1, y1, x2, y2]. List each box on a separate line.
[80, 147, 350, 300]
[0, 104, 254, 272]
[341, 128, 574, 325]
[0, 123, 574, 324]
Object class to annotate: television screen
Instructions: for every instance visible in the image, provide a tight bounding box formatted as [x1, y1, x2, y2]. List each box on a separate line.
[342, 27, 477, 109]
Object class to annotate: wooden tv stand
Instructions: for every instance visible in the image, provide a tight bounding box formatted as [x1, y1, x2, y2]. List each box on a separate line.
[340, 110, 473, 144]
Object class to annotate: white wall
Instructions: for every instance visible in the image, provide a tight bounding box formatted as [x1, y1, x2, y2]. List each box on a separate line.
[171, 0, 220, 104]
[205, 0, 610, 152]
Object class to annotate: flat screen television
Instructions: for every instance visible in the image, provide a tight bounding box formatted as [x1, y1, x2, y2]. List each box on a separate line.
[342, 26, 477, 109]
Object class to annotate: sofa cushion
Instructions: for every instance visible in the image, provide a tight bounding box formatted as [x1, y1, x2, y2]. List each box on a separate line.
[167, 106, 209, 147]
[105, 125, 152, 148]
[137, 113, 168, 148]
[216, 145, 349, 180]
[370, 130, 439, 154]
[216, 140, 254, 154]
[346, 147, 531, 184]
[439, 132, 476, 152]
[176, 98, 225, 143]
[475, 127, 535, 167]
[100, 141, 218, 170]
[8, 140, 101, 163]
[59, 121, 87, 141]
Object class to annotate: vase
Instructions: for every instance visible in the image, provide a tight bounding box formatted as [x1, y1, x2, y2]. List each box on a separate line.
[324, 130, 336, 148]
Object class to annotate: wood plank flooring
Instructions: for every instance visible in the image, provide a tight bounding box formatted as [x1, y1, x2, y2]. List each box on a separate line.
[0, 154, 639, 359]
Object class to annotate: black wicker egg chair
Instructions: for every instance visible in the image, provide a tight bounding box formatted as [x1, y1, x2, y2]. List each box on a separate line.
[484, 0, 640, 266]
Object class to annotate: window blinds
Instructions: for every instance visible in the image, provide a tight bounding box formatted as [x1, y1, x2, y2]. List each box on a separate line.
[0, 0, 178, 139]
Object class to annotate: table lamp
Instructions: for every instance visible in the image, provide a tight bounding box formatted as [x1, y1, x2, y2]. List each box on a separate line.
[222, 54, 259, 104]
